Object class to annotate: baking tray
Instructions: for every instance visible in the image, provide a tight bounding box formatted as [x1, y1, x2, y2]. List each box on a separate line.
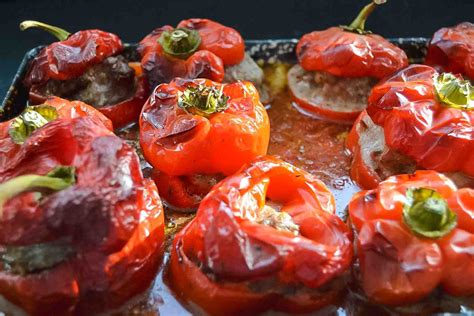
[0, 38, 428, 121]
[0, 38, 442, 316]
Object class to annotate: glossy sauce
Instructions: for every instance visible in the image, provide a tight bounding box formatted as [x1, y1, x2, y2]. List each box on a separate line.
[109, 77, 472, 315]
[2, 67, 470, 316]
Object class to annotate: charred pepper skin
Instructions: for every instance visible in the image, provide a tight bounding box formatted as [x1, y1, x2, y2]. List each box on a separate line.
[425, 22, 474, 81]
[168, 156, 353, 316]
[138, 18, 244, 88]
[0, 116, 165, 315]
[139, 78, 269, 209]
[348, 171, 474, 305]
[23, 23, 148, 128]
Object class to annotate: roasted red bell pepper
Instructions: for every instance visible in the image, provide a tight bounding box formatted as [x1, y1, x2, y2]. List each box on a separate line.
[289, 0, 408, 122]
[0, 115, 164, 315]
[21, 20, 148, 128]
[425, 22, 474, 81]
[140, 78, 269, 209]
[168, 156, 353, 315]
[349, 171, 474, 305]
[348, 64, 474, 189]
[0, 96, 112, 167]
[138, 18, 245, 88]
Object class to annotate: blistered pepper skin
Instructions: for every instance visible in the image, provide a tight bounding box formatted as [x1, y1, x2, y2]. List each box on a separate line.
[367, 64, 474, 178]
[138, 18, 244, 87]
[296, 27, 408, 79]
[24, 28, 148, 129]
[24, 30, 122, 86]
[0, 116, 165, 315]
[168, 156, 353, 315]
[139, 78, 269, 177]
[349, 171, 474, 305]
[425, 22, 474, 80]
[0, 97, 112, 168]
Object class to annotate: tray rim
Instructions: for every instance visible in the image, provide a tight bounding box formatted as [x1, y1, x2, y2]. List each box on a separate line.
[1, 37, 429, 118]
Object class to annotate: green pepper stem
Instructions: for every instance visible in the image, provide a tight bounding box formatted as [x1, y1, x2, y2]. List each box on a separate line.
[19, 20, 71, 41]
[403, 188, 457, 238]
[434, 73, 474, 110]
[178, 84, 229, 117]
[0, 166, 75, 217]
[348, 0, 386, 31]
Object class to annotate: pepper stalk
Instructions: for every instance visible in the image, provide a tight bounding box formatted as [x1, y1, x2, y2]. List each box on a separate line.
[340, 0, 387, 35]
[403, 188, 457, 238]
[434, 72, 474, 110]
[159, 28, 201, 59]
[178, 84, 229, 117]
[0, 166, 76, 218]
[20, 20, 71, 41]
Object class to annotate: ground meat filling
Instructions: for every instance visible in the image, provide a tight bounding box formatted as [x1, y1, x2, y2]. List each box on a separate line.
[35, 55, 136, 107]
[288, 64, 377, 113]
[223, 53, 271, 103]
[255, 204, 299, 235]
[0, 240, 74, 275]
[357, 113, 416, 180]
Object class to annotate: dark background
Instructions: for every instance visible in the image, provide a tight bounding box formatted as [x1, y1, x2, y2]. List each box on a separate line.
[1, 0, 473, 98]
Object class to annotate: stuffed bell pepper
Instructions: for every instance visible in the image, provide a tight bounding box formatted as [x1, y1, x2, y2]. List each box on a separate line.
[0, 96, 112, 167]
[347, 64, 474, 189]
[169, 156, 353, 315]
[288, 0, 408, 123]
[0, 115, 164, 315]
[425, 22, 474, 81]
[138, 18, 270, 102]
[21, 20, 148, 128]
[349, 171, 474, 305]
[139, 78, 269, 210]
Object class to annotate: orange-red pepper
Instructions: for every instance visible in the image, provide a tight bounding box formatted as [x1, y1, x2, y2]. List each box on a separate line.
[290, 1, 408, 122]
[349, 171, 474, 305]
[0, 97, 112, 167]
[425, 22, 474, 80]
[348, 64, 474, 189]
[0, 115, 164, 315]
[138, 18, 244, 88]
[21, 21, 148, 128]
[169, 156, 353, 315]
[139, 78, 269, 209]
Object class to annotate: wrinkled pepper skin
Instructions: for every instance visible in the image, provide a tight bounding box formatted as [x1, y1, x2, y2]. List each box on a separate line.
[138, 18, 244, 87]
[168, 156, 353, 315]
[0, 97, 112, 167]
[348, 171, 474, 305]
[367, 65, 474, 177]
[425, 22, 474, 80]
[0, 117, 165, 315]
[297, 27, 408, 79]
[24, 29, 148, 128]
[139, 78, 269, 209]
[24, 30, 122, 86]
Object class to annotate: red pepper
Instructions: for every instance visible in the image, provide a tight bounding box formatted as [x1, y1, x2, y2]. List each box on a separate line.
[168, 156, 353, 315]
[21, 21, 148, 128]
[140, 78, 269, 209]
[0, 97, 112, 167]
[348, 171, 474, 305]
[0, 116, 164, 315]
[138, 18, 244, 87]
[348, 64, 474, 189]
[425, 22, 474, 81]
[289, 1, 408, 122]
